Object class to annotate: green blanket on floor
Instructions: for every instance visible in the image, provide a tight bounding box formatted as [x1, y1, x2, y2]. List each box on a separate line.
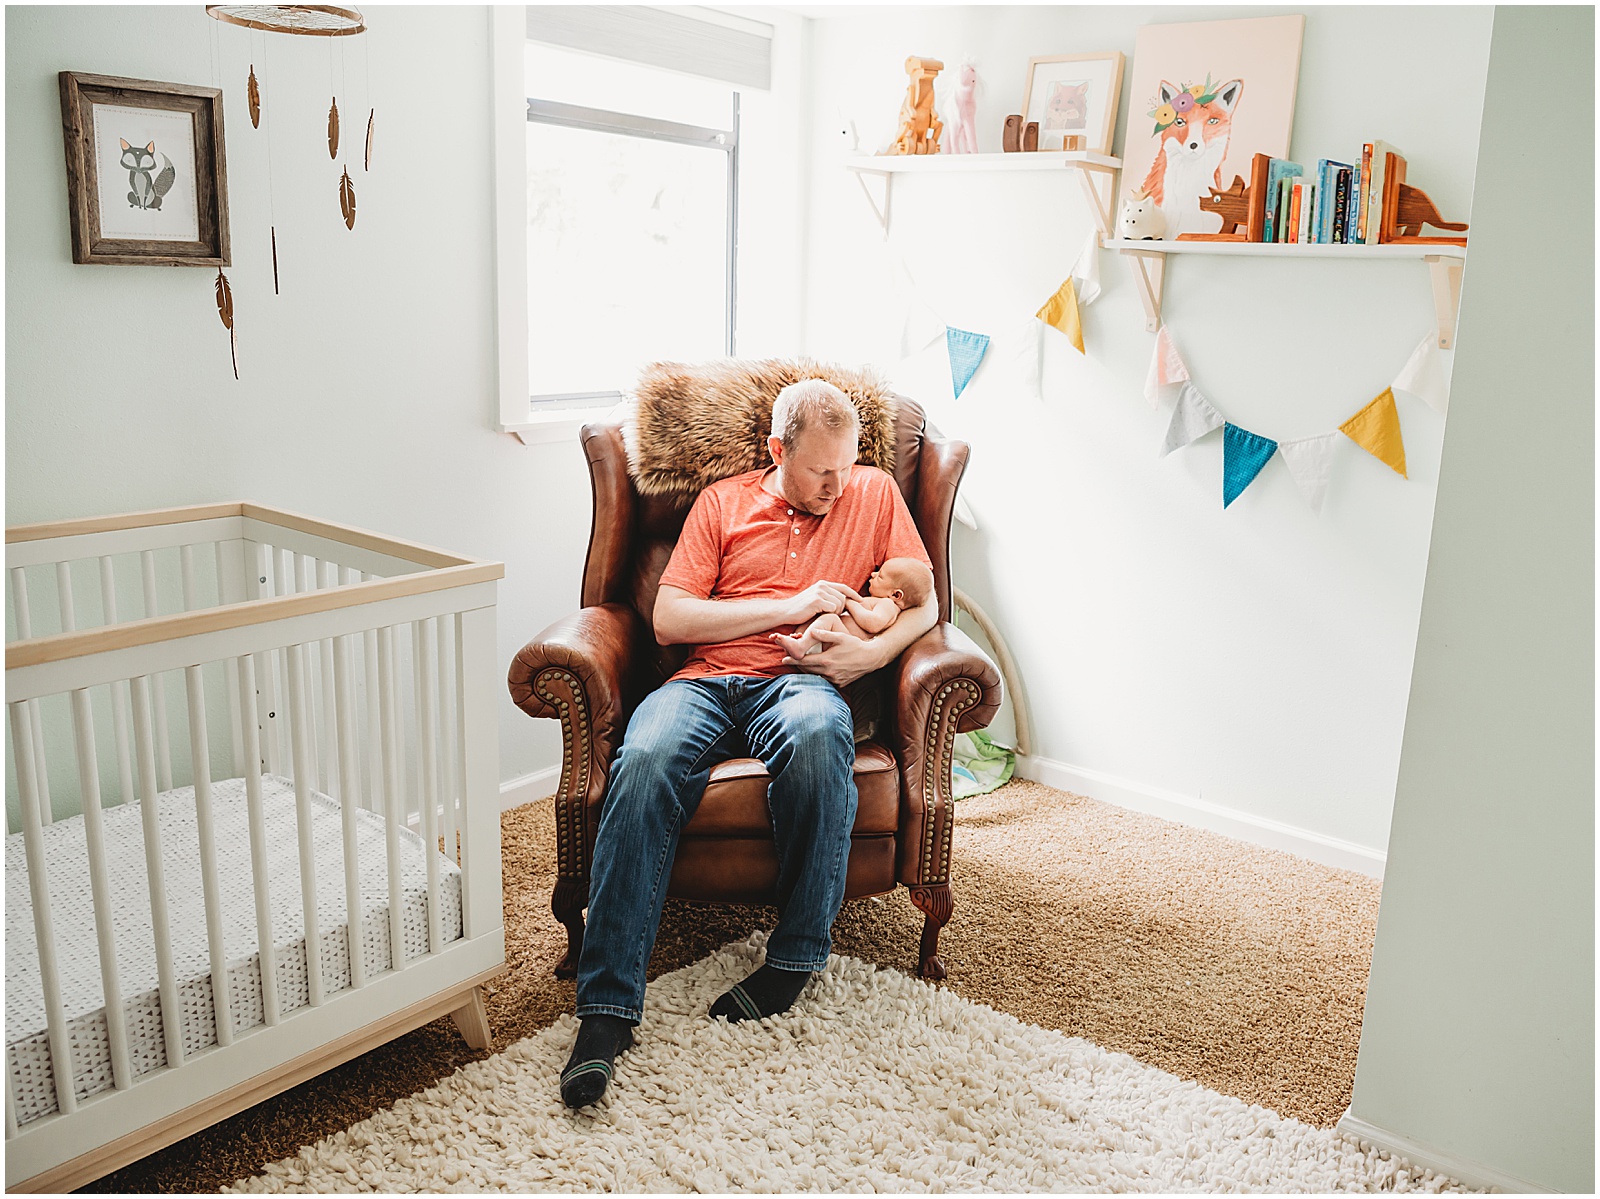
[951, 729, 1015, 799]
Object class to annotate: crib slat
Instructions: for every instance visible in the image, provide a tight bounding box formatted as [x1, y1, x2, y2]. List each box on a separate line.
[363, 626, 382, 815]
[438, 615, 459, 863]
[131, 675, 184, 1069]
[236, 655, 281, 1026]
[251, 542, 282, 776]
[140, 551, 174, 792]
[185, 667, 235, 1046]
[217, 541, 248, 777]
[56, 560, 77, 632]
[12, 568, 54, 829]
[69, 689, 134, 1091]
[286, 643, 326, 1006]
[332, 634, 366, 989]
[376, 625, 407, 971]
[5, 1071, 17, 1138]
[98, 558, 137, 807]
[179, 543, 199, 611]
[453, 613, 471, 870]
[414, 619, 443, 954]
[8, 701, 78, 1115]
[319, 562, 339, 800]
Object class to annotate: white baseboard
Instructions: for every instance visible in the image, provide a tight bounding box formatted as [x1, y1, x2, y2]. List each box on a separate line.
[1014, 755, 1386, 879]
[500, 765, 560, 812]
[1337, 1108, 1552, 1193]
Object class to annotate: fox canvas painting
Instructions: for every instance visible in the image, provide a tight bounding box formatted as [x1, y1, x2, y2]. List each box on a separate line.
[1125, 15, 1304, 238]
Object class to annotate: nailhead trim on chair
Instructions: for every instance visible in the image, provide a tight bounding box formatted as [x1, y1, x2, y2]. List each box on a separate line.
[920, 678, 981, 886]
[534, 667, 592, 879]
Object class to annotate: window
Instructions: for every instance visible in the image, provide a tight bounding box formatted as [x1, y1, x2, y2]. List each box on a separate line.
[524, 42, 740, 407]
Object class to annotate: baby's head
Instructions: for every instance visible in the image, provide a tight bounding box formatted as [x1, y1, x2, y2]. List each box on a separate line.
[867, 558, 934, 609]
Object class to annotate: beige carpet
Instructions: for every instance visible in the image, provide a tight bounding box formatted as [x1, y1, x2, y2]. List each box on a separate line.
[85, 779, 1380, 1193]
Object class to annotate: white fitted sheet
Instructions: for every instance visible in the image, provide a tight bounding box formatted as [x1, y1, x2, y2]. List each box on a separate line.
[6, 775, 462, 1125]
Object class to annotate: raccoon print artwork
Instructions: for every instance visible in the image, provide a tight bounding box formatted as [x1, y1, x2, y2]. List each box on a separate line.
[120, 138, 176, 211]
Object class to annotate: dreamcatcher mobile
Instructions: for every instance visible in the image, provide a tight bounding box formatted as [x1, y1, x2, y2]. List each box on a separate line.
[205, 5, 370, 375]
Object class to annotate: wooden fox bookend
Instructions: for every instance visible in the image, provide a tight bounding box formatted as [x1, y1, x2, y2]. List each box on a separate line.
[1177, 174, 1250, 241]
[1380, 152, 1468, 245]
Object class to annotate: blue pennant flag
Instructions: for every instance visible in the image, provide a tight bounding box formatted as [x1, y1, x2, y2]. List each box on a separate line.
[945, 327, 990, 398]
[1222, 423, 1278, 508]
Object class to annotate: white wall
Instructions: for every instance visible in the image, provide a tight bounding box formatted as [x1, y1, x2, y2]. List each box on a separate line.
[1343, 6, 1593, 1192]
[801, 6, 1494, 863]
[3, 4, 806, 796]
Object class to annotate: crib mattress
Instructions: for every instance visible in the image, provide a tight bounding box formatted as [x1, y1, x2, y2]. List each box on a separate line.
[5, 775, 462, 1126]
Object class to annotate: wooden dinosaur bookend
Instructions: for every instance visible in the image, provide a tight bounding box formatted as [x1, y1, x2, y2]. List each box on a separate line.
[1380, 152, 1468, 246]
[890, 56, 944, 155]
[1176, 174, 1251, 241]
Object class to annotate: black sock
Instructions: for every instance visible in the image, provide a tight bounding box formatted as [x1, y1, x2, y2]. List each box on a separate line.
[709, 964, 813, 1023]
[560, 1014, 634, 1108]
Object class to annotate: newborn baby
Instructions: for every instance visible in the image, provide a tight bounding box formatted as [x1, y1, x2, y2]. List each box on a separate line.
[772, 557, 934, 660]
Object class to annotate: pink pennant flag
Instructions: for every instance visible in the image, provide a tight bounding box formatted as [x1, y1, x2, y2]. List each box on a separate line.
[1143, 325, 1190, 409]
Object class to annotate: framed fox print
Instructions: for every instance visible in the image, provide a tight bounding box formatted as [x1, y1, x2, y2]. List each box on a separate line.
[59, 72, 230, 266]
[1021, 53, 1124, 155]
[1124, 15, 1304, 238]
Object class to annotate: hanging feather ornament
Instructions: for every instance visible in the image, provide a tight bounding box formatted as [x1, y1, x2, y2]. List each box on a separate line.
[214, 269, 238, 380]
[270, 226, 279, 294]
[365, 108, 374, 171]
[339, 167, 356, 230]
[247, 65, 261, 128]
[327, 96, 340, 159]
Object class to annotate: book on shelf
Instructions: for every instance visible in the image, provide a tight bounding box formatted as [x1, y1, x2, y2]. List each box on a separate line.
[1316, 159, 1353, 242]
[1331, 166, 1351, 243]
[1263, 159, 1303, 242]
[1364, 139, 1403, 243]
[1355, 143, 1373, 241]
[1285, 179, 1300, 242]
[1299, 180, 1317, 242]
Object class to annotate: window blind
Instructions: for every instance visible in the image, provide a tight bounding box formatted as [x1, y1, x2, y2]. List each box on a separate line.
[526, 6, 773, 91]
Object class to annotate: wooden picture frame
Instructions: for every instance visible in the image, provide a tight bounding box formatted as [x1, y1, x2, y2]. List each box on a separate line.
[1021, 52, 1125, 156]
[59, 71, 230, 266]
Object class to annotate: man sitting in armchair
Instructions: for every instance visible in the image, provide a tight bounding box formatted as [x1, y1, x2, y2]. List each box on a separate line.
[561, 379, 937, 1109]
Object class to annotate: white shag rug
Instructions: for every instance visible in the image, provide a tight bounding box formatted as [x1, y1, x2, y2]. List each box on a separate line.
[230, 935, 1472, 1193]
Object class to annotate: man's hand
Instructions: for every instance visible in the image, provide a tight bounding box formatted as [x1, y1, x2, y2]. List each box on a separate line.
[781, 624, 885, 687]
[786, 580, 862, 624]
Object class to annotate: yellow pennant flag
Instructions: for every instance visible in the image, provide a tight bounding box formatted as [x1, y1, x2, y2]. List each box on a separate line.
[1036, 278, 1084, 354]
[1340, 387, 1408, 478]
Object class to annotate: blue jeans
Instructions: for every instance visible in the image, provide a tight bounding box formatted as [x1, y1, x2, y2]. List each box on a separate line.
[574, 673, 859, 1022]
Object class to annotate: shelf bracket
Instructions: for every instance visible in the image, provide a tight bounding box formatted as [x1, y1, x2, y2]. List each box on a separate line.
[1075, 165, 1117, 241]
[1122, 247, 1166, 332]
[853, 170, 892, 234]
[1426, 255, 1463, 349]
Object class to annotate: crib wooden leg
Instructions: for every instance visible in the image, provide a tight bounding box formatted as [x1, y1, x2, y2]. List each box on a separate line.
[449, 986, 492, 1050]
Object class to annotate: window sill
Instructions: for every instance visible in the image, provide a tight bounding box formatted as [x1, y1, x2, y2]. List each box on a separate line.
[499, 406, 615, 446]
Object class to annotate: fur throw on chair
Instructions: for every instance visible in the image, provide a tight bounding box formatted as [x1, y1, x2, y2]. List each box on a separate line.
[623, 358, 898, 499]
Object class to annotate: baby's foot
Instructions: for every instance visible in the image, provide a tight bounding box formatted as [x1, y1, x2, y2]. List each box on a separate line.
[771, 631, 810, 658]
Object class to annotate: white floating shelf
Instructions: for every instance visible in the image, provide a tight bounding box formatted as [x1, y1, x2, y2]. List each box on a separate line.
[1107, 238, 1467, 346]
[1105, 238, 1465, 260]
[844, 151, 1121, 174]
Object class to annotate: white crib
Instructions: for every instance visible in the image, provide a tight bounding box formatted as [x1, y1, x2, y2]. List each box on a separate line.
[4, 503, 505, 1192]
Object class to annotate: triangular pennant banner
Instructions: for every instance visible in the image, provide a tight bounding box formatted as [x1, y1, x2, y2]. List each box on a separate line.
[1340, 388, 1408, 477]
[1143, 325, 1190, 409]
[1162, 381, 1225, 456]
[1223, 424, 1279, 508]
[1278, 432, 1341, 514]
[1070, 229, 1102, 307]
[899, 295, 947, 359]
[1392, 331, 1449, 414]
[1009, 317, 1044, 402]
[1036, 278, 1084, 354]
[946, 327, 990, 398]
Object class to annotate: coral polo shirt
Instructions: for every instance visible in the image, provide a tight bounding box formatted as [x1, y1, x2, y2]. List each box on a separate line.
[656, 464, 931, 683]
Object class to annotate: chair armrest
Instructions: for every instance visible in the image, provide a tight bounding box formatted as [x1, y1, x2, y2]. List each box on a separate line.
[889, 622, 1003, 888]
[507, 603, 655, 880]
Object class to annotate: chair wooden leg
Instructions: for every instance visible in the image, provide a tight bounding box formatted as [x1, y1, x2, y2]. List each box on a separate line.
[908, 883, 954, 980]
[450, 986, 492, 1050]
[552, 876, 587, 980]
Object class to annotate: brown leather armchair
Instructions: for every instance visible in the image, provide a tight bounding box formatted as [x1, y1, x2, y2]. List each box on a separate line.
[507, 395, 1002, 980]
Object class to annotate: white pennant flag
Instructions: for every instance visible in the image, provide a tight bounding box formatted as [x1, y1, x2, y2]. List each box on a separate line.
[1278, 433, 1341, 514]
[899, 296, 946, 359]
[1392, 331, 1450, 414]
[1144, 325, 1191, 409]
[1069, 229, 1102, 307]
[1007, 316, 1044, 402]
[1161, 381, 1225, 456]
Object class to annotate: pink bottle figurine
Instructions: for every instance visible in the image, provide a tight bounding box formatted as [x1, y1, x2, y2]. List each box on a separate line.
[945, 61, 979, 154]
